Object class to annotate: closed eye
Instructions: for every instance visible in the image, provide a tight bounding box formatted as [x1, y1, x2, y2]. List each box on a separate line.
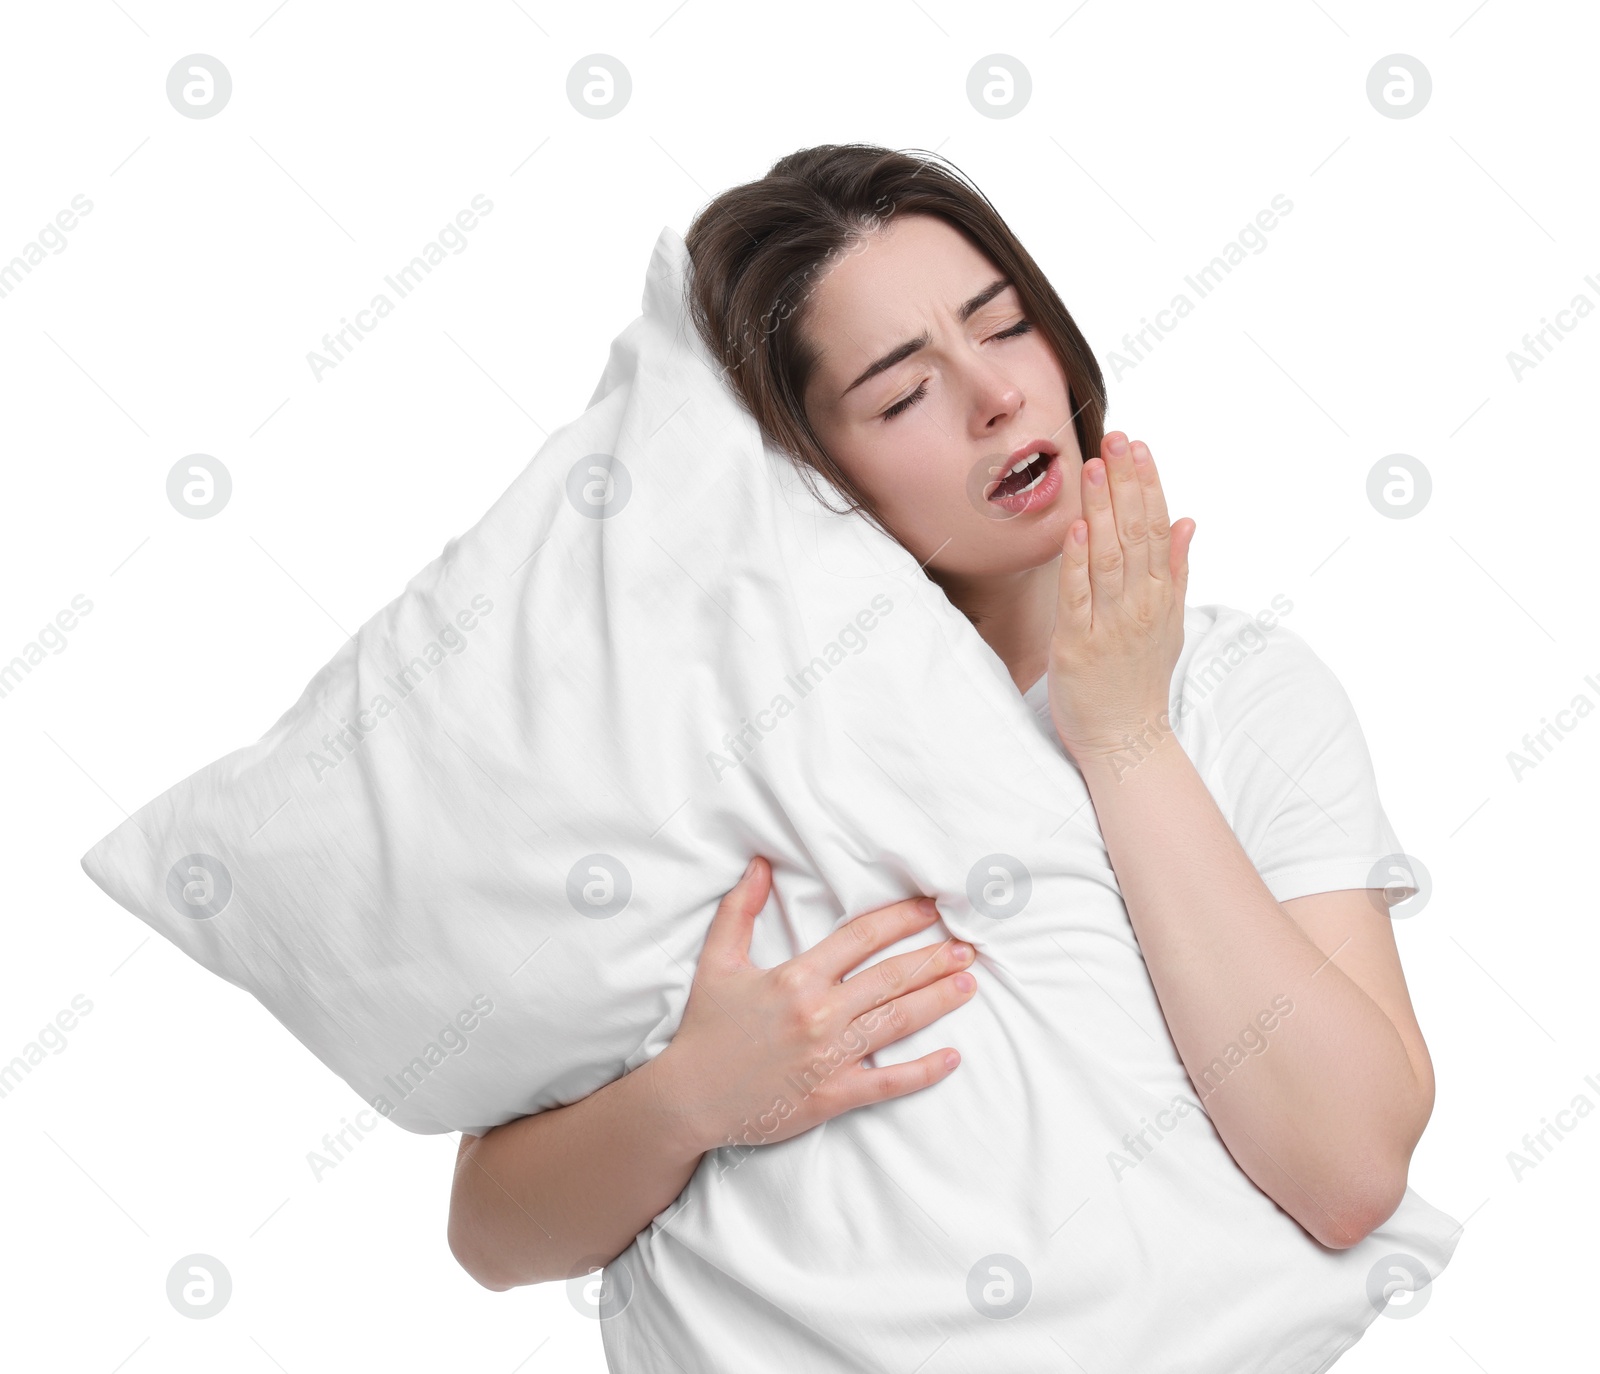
[881, 381, 927, 421]
[879, 318, 1035, 422]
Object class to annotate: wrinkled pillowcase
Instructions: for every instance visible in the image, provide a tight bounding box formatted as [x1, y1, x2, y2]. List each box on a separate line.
[77, 223, 1073, 1135]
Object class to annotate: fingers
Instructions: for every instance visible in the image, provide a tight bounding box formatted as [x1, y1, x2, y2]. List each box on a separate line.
[700, 855, 770, 971]
[1080, 448, 1122, 611]
[831, 933, 976, 1024]
[1102, 432, 1148, 584]
[833, 1047, 962, 1112]
[1127, 439, 1173, 585]
[1087, 433, 1191, 618]
[1171, 516, 1196, 591]
[839, 969, 977, 1065]
[802, 893, 942, 984]
[1056, 458, 1092, 639]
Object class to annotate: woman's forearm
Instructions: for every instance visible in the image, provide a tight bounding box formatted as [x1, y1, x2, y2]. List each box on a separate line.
[1075, 731, 1430, 1249]
[448, 1054, 706, 1290]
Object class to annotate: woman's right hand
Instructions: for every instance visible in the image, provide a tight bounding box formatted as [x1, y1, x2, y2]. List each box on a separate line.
[644, 855, 978, 1157]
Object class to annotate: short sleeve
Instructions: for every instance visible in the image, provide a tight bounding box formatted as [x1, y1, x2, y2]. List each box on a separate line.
[1196, 618, 1417, 907]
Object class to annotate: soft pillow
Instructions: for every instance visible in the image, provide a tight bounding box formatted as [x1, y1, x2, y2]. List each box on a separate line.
[81, 225, 1459, 1373]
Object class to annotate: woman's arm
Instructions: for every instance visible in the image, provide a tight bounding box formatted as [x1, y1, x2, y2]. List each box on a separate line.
[1048, 432, 1431, 1250]
[448, 1054, 705, 1290]
[448, 858, 978, 1289]
[1076, 737, 1432, 1249]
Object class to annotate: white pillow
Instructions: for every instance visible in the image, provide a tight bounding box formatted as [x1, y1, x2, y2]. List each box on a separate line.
[81, 225, 1459, 1372]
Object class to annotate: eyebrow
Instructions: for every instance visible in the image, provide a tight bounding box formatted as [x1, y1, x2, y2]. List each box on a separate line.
[840, 277, 1015, 400]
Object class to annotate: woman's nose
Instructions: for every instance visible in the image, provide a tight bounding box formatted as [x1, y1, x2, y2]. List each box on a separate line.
[972, 366, 1024, 432]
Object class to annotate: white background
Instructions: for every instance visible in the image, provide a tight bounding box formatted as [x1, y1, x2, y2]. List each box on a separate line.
[2, 0, 1595, 1369]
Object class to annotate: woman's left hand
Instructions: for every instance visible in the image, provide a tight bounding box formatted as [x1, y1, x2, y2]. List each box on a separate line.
[1047, 430, 1197, 767]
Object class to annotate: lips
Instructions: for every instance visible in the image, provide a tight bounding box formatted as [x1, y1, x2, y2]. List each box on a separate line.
[990, 453, 1054, 500]
[986, 438, 1061, 503]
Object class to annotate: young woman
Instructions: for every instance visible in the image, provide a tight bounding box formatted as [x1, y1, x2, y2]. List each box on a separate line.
[449, 144, 1449, 1370]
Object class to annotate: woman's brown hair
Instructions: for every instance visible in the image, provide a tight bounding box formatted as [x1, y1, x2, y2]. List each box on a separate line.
[682, 142, 1106, 547]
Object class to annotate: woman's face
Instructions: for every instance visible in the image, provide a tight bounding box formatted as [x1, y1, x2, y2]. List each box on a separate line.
[800, 213, 1084, 581]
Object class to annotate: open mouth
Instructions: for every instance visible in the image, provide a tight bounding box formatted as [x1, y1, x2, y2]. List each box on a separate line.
[988, 451, 1056, 501]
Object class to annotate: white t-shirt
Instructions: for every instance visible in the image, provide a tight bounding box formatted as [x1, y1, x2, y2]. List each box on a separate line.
[604, 603, 1457, 1374]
